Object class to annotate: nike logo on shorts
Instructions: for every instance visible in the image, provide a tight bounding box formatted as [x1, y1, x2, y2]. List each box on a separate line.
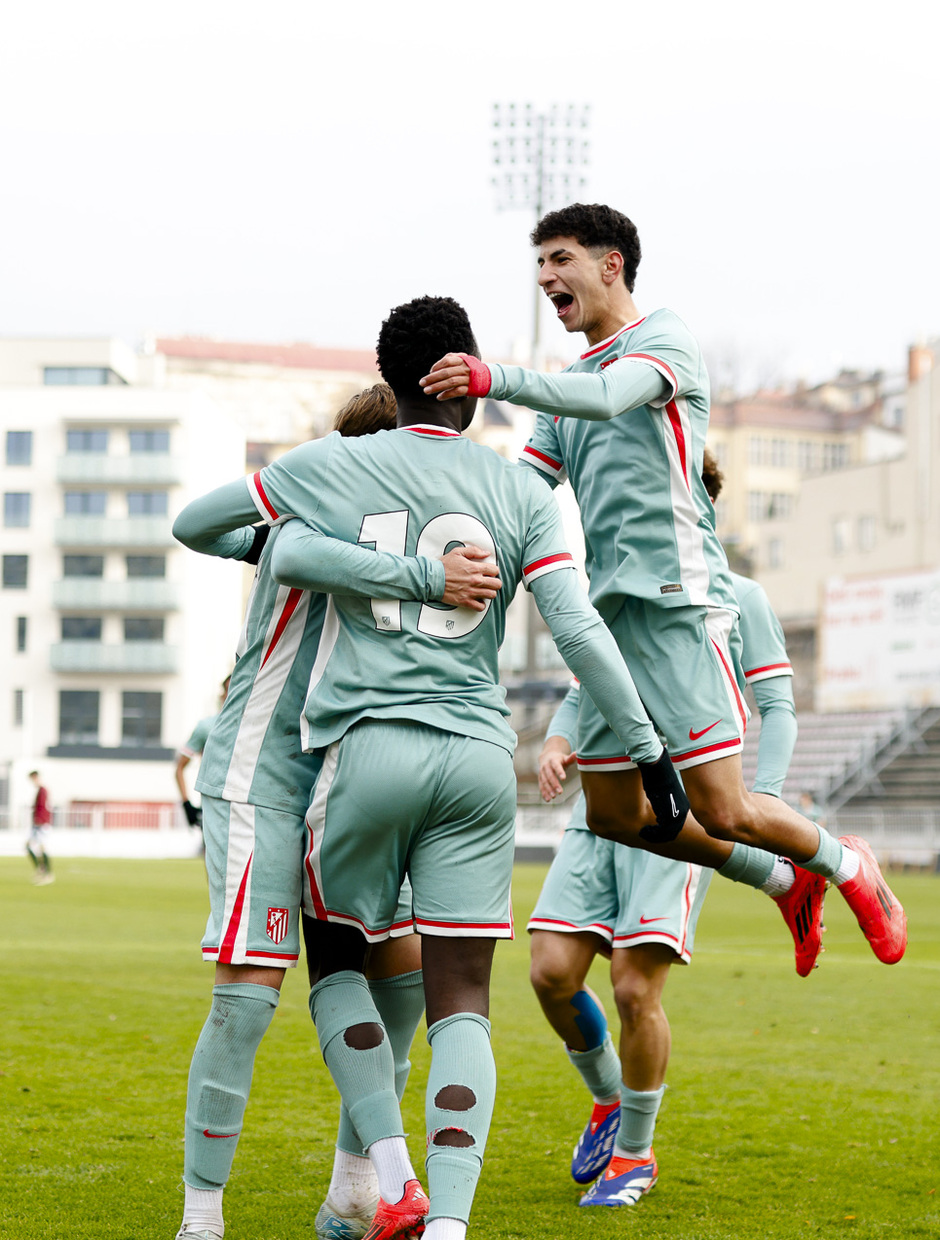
[688, 720, 721, 741]
[639, 915, 669, 924]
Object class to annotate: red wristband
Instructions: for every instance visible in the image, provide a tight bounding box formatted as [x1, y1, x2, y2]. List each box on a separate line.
[458, 353, 492, 398]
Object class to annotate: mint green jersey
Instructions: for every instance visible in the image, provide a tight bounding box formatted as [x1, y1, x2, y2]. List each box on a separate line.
[179, 713, 218, 759]
[255, 425, 578, 756]
[194, 525, 326, 816]
[254, 424, 662, 764]
[494, 309, 737, 620]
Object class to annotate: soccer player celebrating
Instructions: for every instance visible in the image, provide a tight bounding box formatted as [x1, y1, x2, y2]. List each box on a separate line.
[188, 294, 688, 1240]
[526, 446, 813, 1209]
[420, 203, 906, 973]
[171, 385, 500, 1240]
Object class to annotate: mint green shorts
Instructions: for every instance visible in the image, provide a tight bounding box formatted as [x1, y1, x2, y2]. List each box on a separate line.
[527, 795, 711, 962]
[578, 601, 748, 772]
[303, 720, 517, 941]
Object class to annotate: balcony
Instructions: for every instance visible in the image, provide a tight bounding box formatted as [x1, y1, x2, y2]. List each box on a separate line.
[54, 516, 175, 548]
[52, 579, 180, 611]
[56, 454, 184, 485]
[50, 642, 180, 674]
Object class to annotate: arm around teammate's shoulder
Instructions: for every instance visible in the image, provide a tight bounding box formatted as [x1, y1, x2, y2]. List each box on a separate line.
[172, 478, 263, 560]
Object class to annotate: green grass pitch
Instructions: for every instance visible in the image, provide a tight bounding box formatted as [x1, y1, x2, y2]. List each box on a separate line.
[2, 856, 938, 1239]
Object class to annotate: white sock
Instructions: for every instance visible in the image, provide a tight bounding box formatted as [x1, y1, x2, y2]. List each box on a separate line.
[835, 845, 860, 885]
[327, 1148, 379, 1217]
[424, 1219, 467, 1240]
[182, 1185, 224, 1235]
[760, 857, 795, 898]
[367, 1135, 415, 1204]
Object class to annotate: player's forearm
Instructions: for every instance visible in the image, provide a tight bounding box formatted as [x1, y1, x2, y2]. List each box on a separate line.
[270, 521, 445, 601]
[488, 359, 667, 421]
[172, 479, 259, 560]
[545, 684, 580, 748]
[531, 572, 661, 763]
[751, 678, 797, 797]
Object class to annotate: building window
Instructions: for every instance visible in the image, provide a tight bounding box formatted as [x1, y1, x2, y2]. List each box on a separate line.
[59, 690, 100, 744]
[822, 442, 850, 471]
[124, 617, 164, 642]
[122, 691, 162, 748]
[129, 429, 170, 453]
[126, 555, 166, 578]
[45, 367, 124, 386]
[63, 554, 104, 578]
[767, 537, 783, 569]
[61, 616, 103, 641]
[769, 439, 789, 468]
[66, 429, 109, 453]
[2, 555, 28, 589]
[748, 436, 763, 466]
[768, 492, 792, 519]
[65, 490, 107, 516]
[858, 515, 877, 553]
[832, 517, 851, 555]
[127, 491, 168, 517]
[4, 492, 31, 527]
[747, 491, 767, 522]
[16, 616, 27, 652]
[5, 430, 32, 465]
[13, 688, 24, 727]
[796, 440, 815, 472]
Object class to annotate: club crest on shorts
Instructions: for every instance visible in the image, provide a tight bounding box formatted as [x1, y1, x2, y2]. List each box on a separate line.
[266, 907, 289, 944]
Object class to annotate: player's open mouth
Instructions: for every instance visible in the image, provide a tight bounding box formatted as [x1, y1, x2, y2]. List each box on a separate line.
[548, 292, 574, 317]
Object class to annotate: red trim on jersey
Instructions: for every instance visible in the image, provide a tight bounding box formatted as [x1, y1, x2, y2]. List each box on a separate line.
[415, 916, 513, 931]
[624, 352, 678, 395]
[523, 552, 574, 578]
[252, 472, 279, 520]
[745, 662, 792, 678]
[244, 948, 301, 961]
[579, 317, 647, 359]
[665, 400, 690, 488]
[614, 928, 680, 948]
[575, 753, 633, 767]
[219, 853, 252, 964]
[528, 915, 614, 937]
[522, 445, 564, 471]
[260, 588, 304, 669]
[399, 424, 461, 438]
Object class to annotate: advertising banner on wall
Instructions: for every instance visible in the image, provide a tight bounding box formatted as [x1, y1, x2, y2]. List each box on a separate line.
[817, 569, 940, 711]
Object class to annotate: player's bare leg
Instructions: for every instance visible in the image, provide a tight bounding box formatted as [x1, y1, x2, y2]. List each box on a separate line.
[177, 962, 285, 1240]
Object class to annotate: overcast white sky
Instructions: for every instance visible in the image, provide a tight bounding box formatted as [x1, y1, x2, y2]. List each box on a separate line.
[1, 0, 937, 388]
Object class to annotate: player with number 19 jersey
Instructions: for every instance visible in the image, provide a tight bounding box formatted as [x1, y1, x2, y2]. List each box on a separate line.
[253, 423, 618, 758]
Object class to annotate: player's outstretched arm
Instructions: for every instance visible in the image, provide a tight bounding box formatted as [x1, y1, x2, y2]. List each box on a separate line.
[420, 353, 669, 421]
[750, 676, 798, 798]
[269, 518, 502, 610]
[172, 479, 263, 560]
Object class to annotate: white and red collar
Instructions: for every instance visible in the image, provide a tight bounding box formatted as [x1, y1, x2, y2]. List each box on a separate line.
[397, 424, 462, 439]
[580, 315, 647, 360]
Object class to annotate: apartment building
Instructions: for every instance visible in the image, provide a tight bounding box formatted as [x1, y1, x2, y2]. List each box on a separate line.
[0, 339, 247, 827]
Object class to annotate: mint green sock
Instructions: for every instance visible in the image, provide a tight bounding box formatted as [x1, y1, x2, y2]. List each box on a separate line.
[183, 982, 279, 1189]
[566, 1032, 622, 1101]
[310, 970, 404, 1150]
[798, 825, 844, 879]
[336, 969, 425, 1157]
[717, 842, 776, 889]
[615, 1082, 665, 1156]
[425, 1013, 496, 1225]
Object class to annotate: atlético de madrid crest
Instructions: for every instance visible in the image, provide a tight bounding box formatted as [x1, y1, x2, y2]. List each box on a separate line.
[266, 907, 289, 945]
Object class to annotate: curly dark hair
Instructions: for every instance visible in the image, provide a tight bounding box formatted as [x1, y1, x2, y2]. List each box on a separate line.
[376, 296, 478, 400]
[701, 447, 724, 502]
[531, 203, 641, 292]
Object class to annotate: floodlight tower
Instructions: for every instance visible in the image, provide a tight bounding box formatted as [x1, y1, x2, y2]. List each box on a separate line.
[491, 102, 590, 367]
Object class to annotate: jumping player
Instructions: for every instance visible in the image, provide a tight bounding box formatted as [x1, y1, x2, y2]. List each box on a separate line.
[420, 203, 906, 978]
[526, 445, 810, 1208]
[171, 385, 501, 1240]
